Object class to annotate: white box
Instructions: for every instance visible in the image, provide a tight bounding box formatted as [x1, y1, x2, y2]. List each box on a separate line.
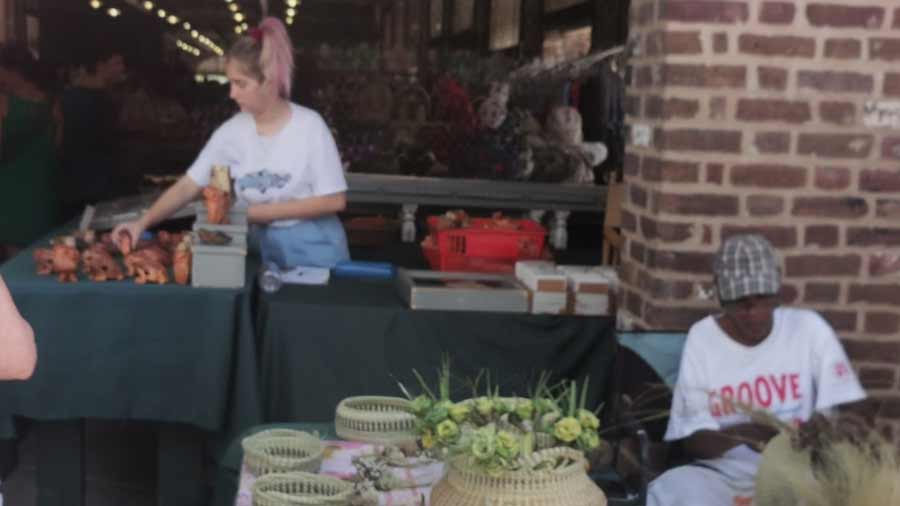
[530, 291, 568, 315]
[557, 265, 618, 316]
[515, 260, 568, 314]
[191, 241, 247, 289]
[515, 260, 568, 292]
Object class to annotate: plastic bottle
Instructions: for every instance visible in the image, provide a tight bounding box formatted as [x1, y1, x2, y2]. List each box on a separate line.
[258, 262, 283, 294]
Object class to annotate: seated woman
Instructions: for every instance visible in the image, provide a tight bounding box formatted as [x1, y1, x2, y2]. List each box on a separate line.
[0, 44, 60, 261]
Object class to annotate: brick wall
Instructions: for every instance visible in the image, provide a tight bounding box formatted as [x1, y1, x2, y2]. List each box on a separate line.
[623, 0, 900, 438]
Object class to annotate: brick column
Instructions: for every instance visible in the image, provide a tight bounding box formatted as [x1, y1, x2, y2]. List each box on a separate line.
[624, 0, 900, 438]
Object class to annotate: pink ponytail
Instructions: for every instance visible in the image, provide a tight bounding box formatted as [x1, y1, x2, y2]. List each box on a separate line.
[257, 17, 294, 99]
[227, 16, 295, 99]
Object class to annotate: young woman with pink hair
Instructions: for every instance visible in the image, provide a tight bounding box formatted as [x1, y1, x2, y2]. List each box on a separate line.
[113, 17, 349, 268]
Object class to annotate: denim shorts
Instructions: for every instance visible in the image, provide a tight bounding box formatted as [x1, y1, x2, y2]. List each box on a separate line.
[249, 214, 350, 269]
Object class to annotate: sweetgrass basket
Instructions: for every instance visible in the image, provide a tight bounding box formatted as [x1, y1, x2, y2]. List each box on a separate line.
[251, 471, 353, 506]
[334, 396, 417, 447]
[430, 447, 607, 506]
[242, 430, 324, 477]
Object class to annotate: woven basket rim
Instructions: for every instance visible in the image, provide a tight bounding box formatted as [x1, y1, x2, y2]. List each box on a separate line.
[252, 471, 354, 504]
[449, 447, 587, 480]
[242, 432, 324, 477]
[335, 396, 417, 445]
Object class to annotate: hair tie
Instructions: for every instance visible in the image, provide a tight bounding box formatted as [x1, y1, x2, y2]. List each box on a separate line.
[248, 27, 264, 44]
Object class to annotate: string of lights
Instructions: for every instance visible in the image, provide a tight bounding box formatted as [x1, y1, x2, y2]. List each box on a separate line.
[87, 0, 224, 57]
[284, 0, 300, 26]
[226, 0, 249, 35]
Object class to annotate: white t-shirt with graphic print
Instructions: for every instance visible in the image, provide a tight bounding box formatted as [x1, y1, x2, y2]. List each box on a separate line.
[186, 103, 347, 227]
[665, 306, 865, 443]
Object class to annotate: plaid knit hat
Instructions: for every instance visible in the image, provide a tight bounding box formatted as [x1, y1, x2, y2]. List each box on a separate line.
[714, 234, 781, 302]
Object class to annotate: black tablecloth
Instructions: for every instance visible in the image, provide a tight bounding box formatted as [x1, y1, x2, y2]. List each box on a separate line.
[256, 277, 618, 423]
[0, 228, 262, 441]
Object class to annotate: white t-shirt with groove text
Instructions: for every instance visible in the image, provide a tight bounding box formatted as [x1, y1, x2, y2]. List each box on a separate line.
[665, 306, 865, 442]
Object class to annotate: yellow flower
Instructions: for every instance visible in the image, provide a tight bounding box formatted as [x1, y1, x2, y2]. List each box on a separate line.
[496, 430, 520, 460]
[475, 397, 494, 417]
[421, 430, 435, 449]
[515, 399, 534, 420]
[449, 402, 471, 423]
[553, 417, 583, 443]
[577, 430, 601, 451]
[471, 430, 496, 460]
[436, 419, 460, 444]
[577, 409, 600, 430]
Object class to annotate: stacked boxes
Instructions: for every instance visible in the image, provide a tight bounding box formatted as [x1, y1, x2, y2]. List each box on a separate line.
[515, 261, 619, 316]
[191, 202, 248, 288]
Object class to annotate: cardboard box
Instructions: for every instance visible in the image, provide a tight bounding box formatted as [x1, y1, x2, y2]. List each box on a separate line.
[530, 291, 569, 315]
[515, 260, 568, 292]
[515, 261, 569, 314]
[396, 269, 529, 313]
[557, 265, 618, 316]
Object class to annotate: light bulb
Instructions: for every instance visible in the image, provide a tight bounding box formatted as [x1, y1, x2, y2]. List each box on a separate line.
[143, 1, 153, 10]
[90, 0, 102, 9]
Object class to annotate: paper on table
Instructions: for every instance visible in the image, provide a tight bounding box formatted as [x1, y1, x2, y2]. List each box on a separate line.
[279, 266, 330, 285]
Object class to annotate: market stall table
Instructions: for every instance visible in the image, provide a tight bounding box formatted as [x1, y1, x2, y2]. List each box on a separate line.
[255, 277, 618, 424]
[0, 232, 263, 506]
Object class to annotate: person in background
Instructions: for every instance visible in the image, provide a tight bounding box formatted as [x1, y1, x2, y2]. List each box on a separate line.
[0, 44, 61, 262]
[112, 17, 349, 269]
[58, 45, 127, 221]
[647, 234, 866, 506]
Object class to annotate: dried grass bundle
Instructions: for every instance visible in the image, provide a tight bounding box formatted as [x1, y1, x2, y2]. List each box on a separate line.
[755, 415, 900, 506]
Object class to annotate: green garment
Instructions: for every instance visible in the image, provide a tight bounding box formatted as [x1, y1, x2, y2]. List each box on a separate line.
[0, 95, 59, 246]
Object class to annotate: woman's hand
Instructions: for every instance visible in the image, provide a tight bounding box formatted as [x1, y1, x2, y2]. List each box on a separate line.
[110, 221, 145, 255]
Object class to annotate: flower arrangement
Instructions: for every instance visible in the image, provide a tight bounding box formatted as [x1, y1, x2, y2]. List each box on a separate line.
[399, 361, 605, 475]
[530, 375, 603, 454]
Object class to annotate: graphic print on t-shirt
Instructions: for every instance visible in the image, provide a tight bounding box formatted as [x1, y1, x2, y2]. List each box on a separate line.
[236, 169, 291, 194]
[707, 372, 805, 423]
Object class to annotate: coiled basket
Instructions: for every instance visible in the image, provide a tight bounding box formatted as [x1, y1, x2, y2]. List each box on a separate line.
[241, 429, 324, 477]
[430, 447, 607, 506]
[335, 396, 417, 447]
[251, 471, 353, 506]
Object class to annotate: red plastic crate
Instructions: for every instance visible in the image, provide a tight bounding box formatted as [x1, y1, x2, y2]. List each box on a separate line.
[422, 216, 547, 273]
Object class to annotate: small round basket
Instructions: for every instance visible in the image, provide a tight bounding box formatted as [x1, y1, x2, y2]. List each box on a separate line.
[335, 396, 417, 447]
[242, 430, 324, 477]
[251, 471, 353, 506]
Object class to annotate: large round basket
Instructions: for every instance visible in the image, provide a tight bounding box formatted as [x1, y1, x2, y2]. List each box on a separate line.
[335, 396, 417, 447]
[251, 471, 353, 506]
[430, 447, 607, 506]
[242, 430, 324, 477]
